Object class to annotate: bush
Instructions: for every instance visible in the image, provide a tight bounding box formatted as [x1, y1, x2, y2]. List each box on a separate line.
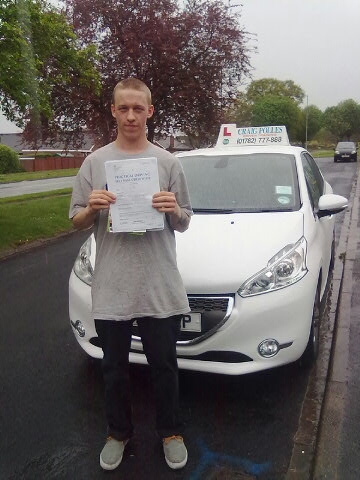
[0, 145, 23, 173]
[308, 140, 319, 150]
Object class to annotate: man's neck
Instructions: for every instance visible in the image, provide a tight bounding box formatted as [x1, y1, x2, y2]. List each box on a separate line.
[114, 136, 150, 154]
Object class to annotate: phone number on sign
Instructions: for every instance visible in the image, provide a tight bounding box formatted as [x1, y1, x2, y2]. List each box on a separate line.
[237, 137, 282, 144]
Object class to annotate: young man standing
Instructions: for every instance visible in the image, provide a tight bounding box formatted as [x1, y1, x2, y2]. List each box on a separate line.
[69, 78, 192, 471]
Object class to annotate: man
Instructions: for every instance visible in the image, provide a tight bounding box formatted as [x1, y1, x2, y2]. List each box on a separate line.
[69, 78, 192, 471]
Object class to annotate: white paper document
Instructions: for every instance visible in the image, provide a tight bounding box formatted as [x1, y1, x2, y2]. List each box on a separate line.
[105, 157, 164, 233]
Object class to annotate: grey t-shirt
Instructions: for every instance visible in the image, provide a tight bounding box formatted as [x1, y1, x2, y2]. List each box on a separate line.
[69, 142, 192, 321]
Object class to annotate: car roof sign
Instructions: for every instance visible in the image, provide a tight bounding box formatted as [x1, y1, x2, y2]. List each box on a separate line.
[216, 124, 290, 147]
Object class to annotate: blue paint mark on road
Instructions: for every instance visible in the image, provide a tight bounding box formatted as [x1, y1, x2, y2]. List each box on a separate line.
[187, 438, 271, 479]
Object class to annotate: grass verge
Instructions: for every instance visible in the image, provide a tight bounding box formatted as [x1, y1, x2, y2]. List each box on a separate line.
[0, 168, 79, 184]
[310, 150, 333, 158]
[0, 150, 334, 255]
[0, 189, 74, 254]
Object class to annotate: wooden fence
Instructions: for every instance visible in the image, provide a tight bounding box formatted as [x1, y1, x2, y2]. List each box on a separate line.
[20, 155, 85, 172]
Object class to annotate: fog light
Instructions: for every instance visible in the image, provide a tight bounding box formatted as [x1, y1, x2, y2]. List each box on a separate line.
[71, 320, 86, 338]
[258, 339, 279, 358]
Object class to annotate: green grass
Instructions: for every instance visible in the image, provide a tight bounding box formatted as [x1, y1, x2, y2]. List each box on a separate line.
[310, 150, 333, 158]
[0, 149, 334, 255]
[0, 190, 74, 254]
[0, 147, 336, 184]
[0, 168, 79, 184]
[0, 188, 72, 204]
[0, 149, 333, 185]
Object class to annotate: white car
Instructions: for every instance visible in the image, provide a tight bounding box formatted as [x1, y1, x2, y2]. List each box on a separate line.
[69, 125, 347, 375]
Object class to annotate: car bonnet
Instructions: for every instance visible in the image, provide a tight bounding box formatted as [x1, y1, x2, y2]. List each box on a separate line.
[176, 211, 304, 294]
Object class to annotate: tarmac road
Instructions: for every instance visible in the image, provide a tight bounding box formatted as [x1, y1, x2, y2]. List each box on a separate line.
[287, 159, 360, 480]
[0, 158, 357, 479]
[0, 176, 76, 198]
[312, 160, 360, 480]
[1, 230, 311, 480]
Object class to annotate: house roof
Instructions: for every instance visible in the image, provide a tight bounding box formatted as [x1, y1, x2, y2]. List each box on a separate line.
[0, 132, 192, 154]
[0, 133, 28, 152]
[0, 132, 95, 153]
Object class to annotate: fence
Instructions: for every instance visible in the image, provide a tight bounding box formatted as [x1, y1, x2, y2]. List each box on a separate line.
[20, 155, 86, 172]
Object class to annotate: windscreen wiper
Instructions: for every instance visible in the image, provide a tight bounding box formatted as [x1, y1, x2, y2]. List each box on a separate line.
[245, 208, 294, 213]
[193, 208, 235, 213]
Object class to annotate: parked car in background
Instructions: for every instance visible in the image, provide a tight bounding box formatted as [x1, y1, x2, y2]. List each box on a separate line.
[334, 141, 357, 162]
[69, 124, 348, 375]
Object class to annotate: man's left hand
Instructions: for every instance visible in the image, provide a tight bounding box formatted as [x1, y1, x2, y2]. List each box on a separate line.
[152, 191, 181, 217]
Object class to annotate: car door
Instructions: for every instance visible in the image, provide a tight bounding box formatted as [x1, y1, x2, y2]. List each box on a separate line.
[301, 152, 334, 294]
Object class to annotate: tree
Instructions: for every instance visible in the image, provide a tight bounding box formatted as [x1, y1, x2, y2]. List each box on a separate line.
[247, 78, 305, 105]
[322, 107, 346, 141]
[323, 100, 360, 140]
[64, 0, 252, 146]
[224, 92, 253, 127]
[0, 0, 100, 148]
[324, 99, 360, 140]
[300, 104, 323, 144]
[337, 99, 360, 139]
[252, 95, 302, 141]
[225, 78, 305, 133]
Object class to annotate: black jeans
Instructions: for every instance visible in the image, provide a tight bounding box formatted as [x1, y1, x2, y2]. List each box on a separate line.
[95, 315, 182, 441]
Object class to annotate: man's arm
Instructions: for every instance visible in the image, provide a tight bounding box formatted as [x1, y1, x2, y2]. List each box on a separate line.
[72, 189, 116, 230]
[152, 191, 191, 233]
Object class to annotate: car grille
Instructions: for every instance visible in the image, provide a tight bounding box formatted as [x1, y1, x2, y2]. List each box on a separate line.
[188, 296, 229, 312]
[130, 295, 234, 345]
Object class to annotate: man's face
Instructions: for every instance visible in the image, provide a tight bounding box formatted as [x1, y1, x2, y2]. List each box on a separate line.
[111, 88, 154, 142]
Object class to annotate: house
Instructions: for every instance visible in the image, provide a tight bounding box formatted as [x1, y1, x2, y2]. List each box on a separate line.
[0, 132, 95, 171]
[154, 134, 192, 153]
[0, 130, 192, 171]
[0, 132, 95, 153]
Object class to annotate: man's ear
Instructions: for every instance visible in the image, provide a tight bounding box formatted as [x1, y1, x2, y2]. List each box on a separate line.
[148, 105, 154, 118]
[111, 104, 116, 118]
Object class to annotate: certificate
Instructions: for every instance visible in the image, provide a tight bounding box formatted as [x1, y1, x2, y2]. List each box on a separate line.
[105, 157, 164, 233]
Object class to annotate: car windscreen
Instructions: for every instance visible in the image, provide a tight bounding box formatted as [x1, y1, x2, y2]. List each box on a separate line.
[179, 152, 300, 213]
[336, 142, 355, 149]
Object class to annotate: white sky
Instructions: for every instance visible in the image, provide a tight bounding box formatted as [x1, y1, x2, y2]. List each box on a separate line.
[239, 0, 360, 109]
[1, 0, 359, 132]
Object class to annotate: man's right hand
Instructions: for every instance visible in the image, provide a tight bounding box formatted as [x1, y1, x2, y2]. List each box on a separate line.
[72, 189, 116, 230]
[88, 189, 116, 213]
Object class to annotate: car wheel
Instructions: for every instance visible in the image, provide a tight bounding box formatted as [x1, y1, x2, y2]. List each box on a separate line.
[334, 158, 337, 163]
[299, 283, 321, 368]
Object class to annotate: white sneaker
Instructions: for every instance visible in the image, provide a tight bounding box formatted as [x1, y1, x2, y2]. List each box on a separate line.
[163, 435, 188, 469]
[100, 436, 129, 470]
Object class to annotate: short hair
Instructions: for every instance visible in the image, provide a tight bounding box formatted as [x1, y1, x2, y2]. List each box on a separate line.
[112, 78, 152, 105]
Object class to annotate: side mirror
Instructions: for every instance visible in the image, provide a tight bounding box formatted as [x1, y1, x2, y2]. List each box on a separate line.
[318, 194, 348, 218]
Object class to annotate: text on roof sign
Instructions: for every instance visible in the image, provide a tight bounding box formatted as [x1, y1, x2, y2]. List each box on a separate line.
[216, 124, 290, 147]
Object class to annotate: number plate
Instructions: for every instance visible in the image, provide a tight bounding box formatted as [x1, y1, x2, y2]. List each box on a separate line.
[181, 313, 202, 332]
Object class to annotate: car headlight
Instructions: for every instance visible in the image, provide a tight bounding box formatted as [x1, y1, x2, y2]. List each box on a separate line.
[238, 237, 307, 297]
[335, 150, 339, 154]
[73, 236, 93, 286]
[352, 150, 356, 154]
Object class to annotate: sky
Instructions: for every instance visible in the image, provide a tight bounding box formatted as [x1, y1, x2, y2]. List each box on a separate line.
[238, 0, 360, 109]
[1, 0, 359, 133]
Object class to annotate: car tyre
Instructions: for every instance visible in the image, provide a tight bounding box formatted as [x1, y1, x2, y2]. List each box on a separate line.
[299, 283, 321, 368]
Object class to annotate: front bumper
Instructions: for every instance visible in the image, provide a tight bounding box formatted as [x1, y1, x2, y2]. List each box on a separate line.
[335, 153, 356, 162]
[69, 269, 317, 375]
